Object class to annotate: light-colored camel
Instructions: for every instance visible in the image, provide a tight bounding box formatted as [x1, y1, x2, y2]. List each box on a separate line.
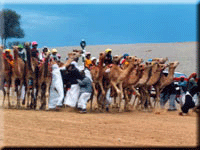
[112, 55, 123, 65]
[135, 62, 167, 110]
[152, 57, 168, 64]
[132, 62, 153, 109]
[12, 46, 26, 108]
[122, 63, 145, 111]
[153, 61, 179, 112]
[121, 62, 154, 111]
[105, 56, 143, 111]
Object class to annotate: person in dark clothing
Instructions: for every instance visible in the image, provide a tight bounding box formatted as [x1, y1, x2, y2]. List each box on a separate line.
[104, 48, 113, 65]
[179, 85, 198, 115]
[160, 82, 178, 111]
[63, 64, 83, 107]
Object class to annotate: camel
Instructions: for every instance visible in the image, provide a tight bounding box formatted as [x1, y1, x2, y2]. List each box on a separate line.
[90, 52, 106, 111]
[22, 42, 39, 109]
[104, 56, 143, 112]
[122, 62, 152, 111]
[2, 48, 13, 107]
[35, 52, 52, 110]
[153, 61, 179, 112]
[0, 46, 4, 91]
[11, 46, 26, 108]
[152, 57, 168, 64]
[112, 55, 123, 65]
[132, 62, 153, 108]
[135, 61, 167, 111]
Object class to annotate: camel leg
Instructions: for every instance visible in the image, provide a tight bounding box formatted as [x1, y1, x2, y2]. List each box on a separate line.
[36, 83, 42, 110]
[98, 81, 105, 96]
[118, 82, 123, 112]
[124, 89, 129, 111]
[16, 81, 23, 109]
[154, 87, 161, 114]
[25, 79, 31, 108]
[110, 81, 121, 111]
[44, 82, 50, 110]
[7, 80, 12, 108]
[2, 87, 6, 107]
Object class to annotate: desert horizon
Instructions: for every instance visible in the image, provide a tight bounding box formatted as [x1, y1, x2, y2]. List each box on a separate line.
[35, 41, 198, 77]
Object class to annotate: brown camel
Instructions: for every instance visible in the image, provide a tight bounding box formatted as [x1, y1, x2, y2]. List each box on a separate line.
[12, 46, 26, 108]
[2, 48, 13, 107]
[23, 42, 39, 109]
[35, 52, 52, 110]
[90, 52, 106, 111]
[0, 46, 4, 91]
[153, 61, 179, 112]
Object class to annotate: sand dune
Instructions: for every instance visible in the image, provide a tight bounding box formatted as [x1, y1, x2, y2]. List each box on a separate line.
[40, 42, 197, 77]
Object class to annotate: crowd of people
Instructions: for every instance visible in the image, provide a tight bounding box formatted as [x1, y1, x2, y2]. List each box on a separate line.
[2, 40, 200, 115]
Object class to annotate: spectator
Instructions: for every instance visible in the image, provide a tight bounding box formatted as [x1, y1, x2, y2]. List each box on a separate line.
[160, 82, 178, 111]
[178, 76, 187, 94]
[187, 72, 197, 92]
[48, 59, 64, 110]
[51, 49, 60, 61]
[77, 70, 93, 113]
[63, 64, 82, 108]
[179, 85, 198, 115]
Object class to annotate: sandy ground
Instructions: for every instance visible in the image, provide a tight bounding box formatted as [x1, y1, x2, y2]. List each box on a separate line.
[0, 42, 198, 147]
[0, 91, 198, 147]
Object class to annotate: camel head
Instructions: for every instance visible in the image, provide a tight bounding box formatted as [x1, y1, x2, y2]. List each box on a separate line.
[157, 63, 167, 72]
[168, 61, 179, 69]
[138, 64, 145, 71]
[73, 49, 82, 53]
[99, 52, 105, 58]
[24, 42, 31, 49]
[126, 56, 136, 62]
[152, 57, 168, 64]
[68, 52, 80, 60]
[112, 55, 123, 64]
